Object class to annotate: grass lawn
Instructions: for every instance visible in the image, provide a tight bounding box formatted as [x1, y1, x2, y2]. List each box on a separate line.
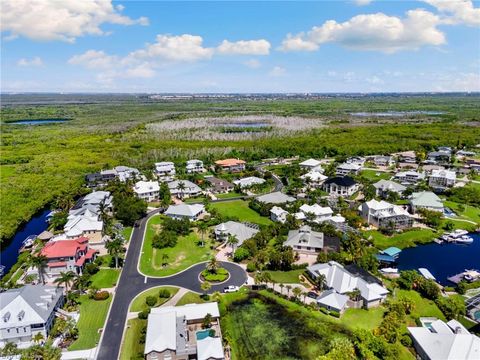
[339, 307, 386, 331]
[68, 295, 112, 350]
[265, 269, 305, 284]
[89, 269, 120, 289]
[364, 228, 437, 250]
[130, 286, 179, 312]
[215, 191, 243, 199]
[359, 169, 392, 181]
[444, 201, 480, 225]
[176, 291, 206, 306]
[394, 289, 445, 323]
[139, 215, 213, 276]
[122, 226, 133, 242]
[119, 318, 146, 360]
[210, 200, 272, 225]
[184, 196, 206, 203]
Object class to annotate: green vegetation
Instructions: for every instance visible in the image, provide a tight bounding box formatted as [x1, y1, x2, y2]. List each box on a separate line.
[444, 201, 480, 224]
[89, 269, 120, 289]
[395, 289, 445, 321]
[265, 269, 304, 284]
[139, 215, 212, 276]
[359, 169, 392, 181]
[364, 228, 437, 249]
[130, 286, 179, 312]
[68, 295, 112, 350]
[210, 200, 272, 225]
[119, 318, 146, 360]
[122, 226, 133, 242]
[339, 307, 386, 331]
[215, 191, 243, 199]
[201, 268, 229, 282]
[176, 291, 206, 306]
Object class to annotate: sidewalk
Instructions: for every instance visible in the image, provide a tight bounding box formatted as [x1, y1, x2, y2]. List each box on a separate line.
[61, 347, 96, 360]
[126, 287, 189, 320]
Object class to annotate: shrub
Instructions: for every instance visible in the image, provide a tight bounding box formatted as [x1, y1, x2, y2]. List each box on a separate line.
[319, 307, 329, 314]
[152, 230, 178, 249]
[158, 289, 170, 298]
[329, 311, 340, 318]
[138, 309, 150, 320]
[233, 248, 250, 262]
[145, 296, 157, 307]
[246, 262, 256, 272]
[84, 263, 99, 275]
[93, 291, 110, 301]
[201, 268, 229, 282]
[400, 334, 412, 347]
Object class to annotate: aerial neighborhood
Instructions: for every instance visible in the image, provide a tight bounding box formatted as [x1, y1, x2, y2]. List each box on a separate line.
[2, 143, 479, 360]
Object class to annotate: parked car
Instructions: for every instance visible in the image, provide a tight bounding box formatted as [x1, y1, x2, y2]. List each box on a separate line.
[307, 291, 318, 299]
[223, 285, 239, 293]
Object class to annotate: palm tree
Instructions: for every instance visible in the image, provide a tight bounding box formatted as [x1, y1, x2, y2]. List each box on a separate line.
[27, 253, 48, 285]
[286, 285, 292, 297]
[99, 199, 113, 236]
[302, 292, 308, 303]
[292, 287, 302, 300]
[176, 181, 186, 199]
[73, 274, 91, 293]
[279, 283, 285, 295]
[226, 234, 239, 254]
[206, 257, 219, 274]
[105, 237, 123, 269]
[201, 281, 211, 296]
[348, 288, 362, 302]
[262, 272, 272, 287]
[315, 274, 327, 291]
[54, 271, 77, 293]
[198, 222, 209, 247]
[32, 332, 44, 345]
[162, 253, 169, 268]
[211, 291, 222, 303]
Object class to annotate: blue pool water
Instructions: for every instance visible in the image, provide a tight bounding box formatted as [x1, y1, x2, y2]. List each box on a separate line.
[196, 329, 213, 340]
[8, 119, 68, 125]
[397, 233, 480, 285]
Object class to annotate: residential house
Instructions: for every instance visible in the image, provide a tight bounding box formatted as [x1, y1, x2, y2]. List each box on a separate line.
[85, 166, 140, 187]
[214, 221, 259, 246]
[204, 176, 234, 194]
[299, 204, 333, 223]
[397, 162, 419, 170]
[422, 165, 445, 174]
[466, 159, 480, 173]
[373, 179, 406, 198]
[456, 150, 476, 157]
[408, 318, 480, 360]
[256, 191, 295, 205]
[299, 158, 323, 171]
[40, 237, 98, 279]
[284, 225, 325, 254]
[71, 191, 113, 215]
[0, 285, 64, 349]
[233, 176, 265, 189]
[395, 150, 417, 164]
[428, 169, 456, 190]
[214, 159, 246, 172]
[307, 261, 389, 310]
[323, 176, 359, 197]
[133, 180, 160, 202]
[186, 159, 205, 174]
[144, 302, 224, 360]
[409, 191, 444, 213]
[393, 171, 425, 185]
[373, 155, 394, 167]
[336, 162, 361, 176]
[316, 290, 349, 314]
[270, 206, 289, 223]
[346, 156, 366, 166]
[168, 180, 202, 198]
[155, 162, 176, 181]
[426, 151, 451, 165]
[301, 170, 327, 187]
[165, 204, 206, 221]
[360, 199, 413, 230]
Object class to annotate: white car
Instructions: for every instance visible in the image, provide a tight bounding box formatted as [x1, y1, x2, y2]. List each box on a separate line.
[223, 285, 239, 293]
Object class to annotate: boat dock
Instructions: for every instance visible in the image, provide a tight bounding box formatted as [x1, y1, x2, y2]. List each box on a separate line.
[448, 269, 480, 284]
[419, 268, 436, 281]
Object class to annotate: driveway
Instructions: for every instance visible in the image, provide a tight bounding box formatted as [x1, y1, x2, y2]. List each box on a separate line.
[96, 210, 247, 360]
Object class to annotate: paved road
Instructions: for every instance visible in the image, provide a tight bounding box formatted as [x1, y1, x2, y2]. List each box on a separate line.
[96, 210, 247, 360]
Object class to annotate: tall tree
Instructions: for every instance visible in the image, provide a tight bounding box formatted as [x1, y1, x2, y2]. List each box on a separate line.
[54, 271, 77, 293]
[176, 181, 186, 199]
[105, 237, 124, 269]
[226, 234, 239, 254]
[316, 274, 327, 291]
[159, 181, 172, 208]
[206, 257, 219, 274]
[27, 253, 48, 285]
[197, 222, 209, 247]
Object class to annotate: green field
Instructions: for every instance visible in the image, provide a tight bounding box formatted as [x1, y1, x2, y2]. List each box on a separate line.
[210, 200, 272, 225]
[338, 307, 386, 331]
[119, 318, 146, 360]
[139, 215, 213, 276]
[176, 291, 206, 306]
[364, 228, 437, 249]
[89, 269, 120, 289]
[444, 201, 480, 225]
[68, 295, 112, 350]
[265, 269, 305, 284]
[395, 289, 445, 322]
[215, 191, 243, 199]
[359, 169, 392, 181]
[122, 226, 133, 242]
[130, 286, 179, 312]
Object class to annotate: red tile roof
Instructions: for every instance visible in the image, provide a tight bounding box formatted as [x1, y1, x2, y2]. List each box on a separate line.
[215, 158, 246, 167]
[75, 257, 86, 267]
[41, 237, 89, 258]
[48, 261, 66, 268]
[85, 248, 98, 259]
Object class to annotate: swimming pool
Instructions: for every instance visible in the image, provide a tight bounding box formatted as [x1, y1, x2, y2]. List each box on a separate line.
[475, 310, 480, 321]
[196, 329, 214, 340]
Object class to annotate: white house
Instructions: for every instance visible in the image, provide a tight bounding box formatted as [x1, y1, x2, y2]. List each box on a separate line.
[133, 180, 160, 202]
[154, 162, 176, 181]
[323, 176, 359, 197]
[186, 159, 205, 174]
[233, 176, 265, 189]
[360, 199, 413, 230]
[284, 225, 325, 254]
[64, 210, 104, 242]
[256, 191, 295, 205]
[214, 221, 259, 246]
[373, 155, 394, 167]
[316, 290, 349, 314]
[299, 204, 333, 223]
[0, 285, 64, 349]
[144, 302, 224, 360]
[270, 206, 289, 223]
[165, 204, 206, 221]
[409, 191, 444, 213]
[307, 261, 388, 309]
[301, 170, 327, 187]
[168, 180, 202, 198]
[428, 169, 456, 190]
[394, 171, 425, 185]
[373, 179, 406, 198]
[299, 158, 322, 171]
[336, 162, 361, 176]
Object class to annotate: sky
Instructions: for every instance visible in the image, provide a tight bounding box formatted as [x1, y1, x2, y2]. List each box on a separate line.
[1, 0, 479, 93]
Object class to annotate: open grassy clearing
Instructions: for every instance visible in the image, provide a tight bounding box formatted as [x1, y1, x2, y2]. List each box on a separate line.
[364, 228, 437, 250]
[359, 169, 392, 181]
[210, 200, 272, 225]
[139, 215, 213, 276]
[175, 291, 206, 306]
[265, 269, 305, 284]
[215, 191, 243, 199]
[68, 295, 112, 350]
[339, 307, 386, 331]
[130, 286, 179, 312]
[444, 201, 480, 225]
[119, 318, 146, 360]
[122, 226, 133, 242]
[89, 269, 120, 289]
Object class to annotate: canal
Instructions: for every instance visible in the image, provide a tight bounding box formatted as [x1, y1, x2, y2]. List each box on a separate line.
[397, 233, 480, 285]
[0, 209, 50, 278]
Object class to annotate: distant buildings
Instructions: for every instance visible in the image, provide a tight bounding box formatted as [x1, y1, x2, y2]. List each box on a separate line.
[133, 181, 160, 202]
[233, 176, 265, 189]
[144, 302, 224, 360]
[255, 191, 295, 205]
[373, 179, 406, 198]
[428, 169, 456, 190]
[186, 159, 205, 174]
[393, 171, 425, 185]
[336, 162, 361, 176]
[165, 204, 206, 221]
[426, 150, 451, 165]
[0, 285, 64, 349]
[323, 176, 359, 197]
[360, 199, 413, 230]
[284, 225, 325, 254]
[409, 191, 444, 213]
[155, 162, 176, 181]
[299, 158, 323, 171]
[168, 180, 202, 198]
[214, 159, 246, 172]
[300, 170, 327, 187]
[299, 204, 333, 223]
[373, 155, 394, 167]
[85, 165, 141, 187]
[270, 206, 289, 223]
[204, 176, 234, 194]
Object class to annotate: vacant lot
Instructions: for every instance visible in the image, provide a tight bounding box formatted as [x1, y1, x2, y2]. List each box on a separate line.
[210, 200, 272, 225]
[89, 269, 120, 289]
[364, 228, 437, 249]
[130, 286, 179, 312]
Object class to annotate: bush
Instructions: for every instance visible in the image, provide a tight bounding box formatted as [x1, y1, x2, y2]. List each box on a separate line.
[201, 268, 229, 282]
[246, 262, 256, 272]
[400, 334, 412, 347]
[93, 291, 110, 301]
[84, 263, 99, 275]
[233, 248, 250, 262]
[158, 289, 170, 298]
[319, 307, 329, 314]
[145, 296, 157, 307]
[152, 230, 178, 249]
[138, 309, 150, 320]
[329, 310, 340, 318]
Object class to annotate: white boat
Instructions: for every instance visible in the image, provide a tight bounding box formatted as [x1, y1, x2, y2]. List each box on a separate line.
[442, 229, 474, 243]
[380, 268, 398, 274]
[456, 235, 474, 244]
[21, 235, 37, 248]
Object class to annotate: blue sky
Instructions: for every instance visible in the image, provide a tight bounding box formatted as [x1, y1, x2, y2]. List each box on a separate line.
[1, 0, 479, 92]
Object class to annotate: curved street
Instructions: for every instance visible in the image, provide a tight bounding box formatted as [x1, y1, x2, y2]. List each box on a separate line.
[96, 210, 247, 360]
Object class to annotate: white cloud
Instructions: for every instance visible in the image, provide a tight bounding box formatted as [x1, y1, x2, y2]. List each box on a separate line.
[423, 0, 480, 26]
[354, 0, 373, 6]
[280, 9, 445, 53]
[244, 59, 261, 68]
[269, 66, 286, 77]
[124, 64, 156, 78]
[217, 39, 271, 55]
[1, 0, 148, 42]
[17, 56, 43, 67]
[68, 50, 117, 69]
[366, 75, 384, 84]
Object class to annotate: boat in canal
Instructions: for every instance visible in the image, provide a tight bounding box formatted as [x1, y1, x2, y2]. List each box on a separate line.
[440, 229, 474, 244]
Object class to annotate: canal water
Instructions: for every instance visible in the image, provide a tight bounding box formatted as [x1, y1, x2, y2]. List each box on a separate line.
[0, 209, 50, 278]
[7, 119, 68, 125]
[397, 233, 480, 285]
